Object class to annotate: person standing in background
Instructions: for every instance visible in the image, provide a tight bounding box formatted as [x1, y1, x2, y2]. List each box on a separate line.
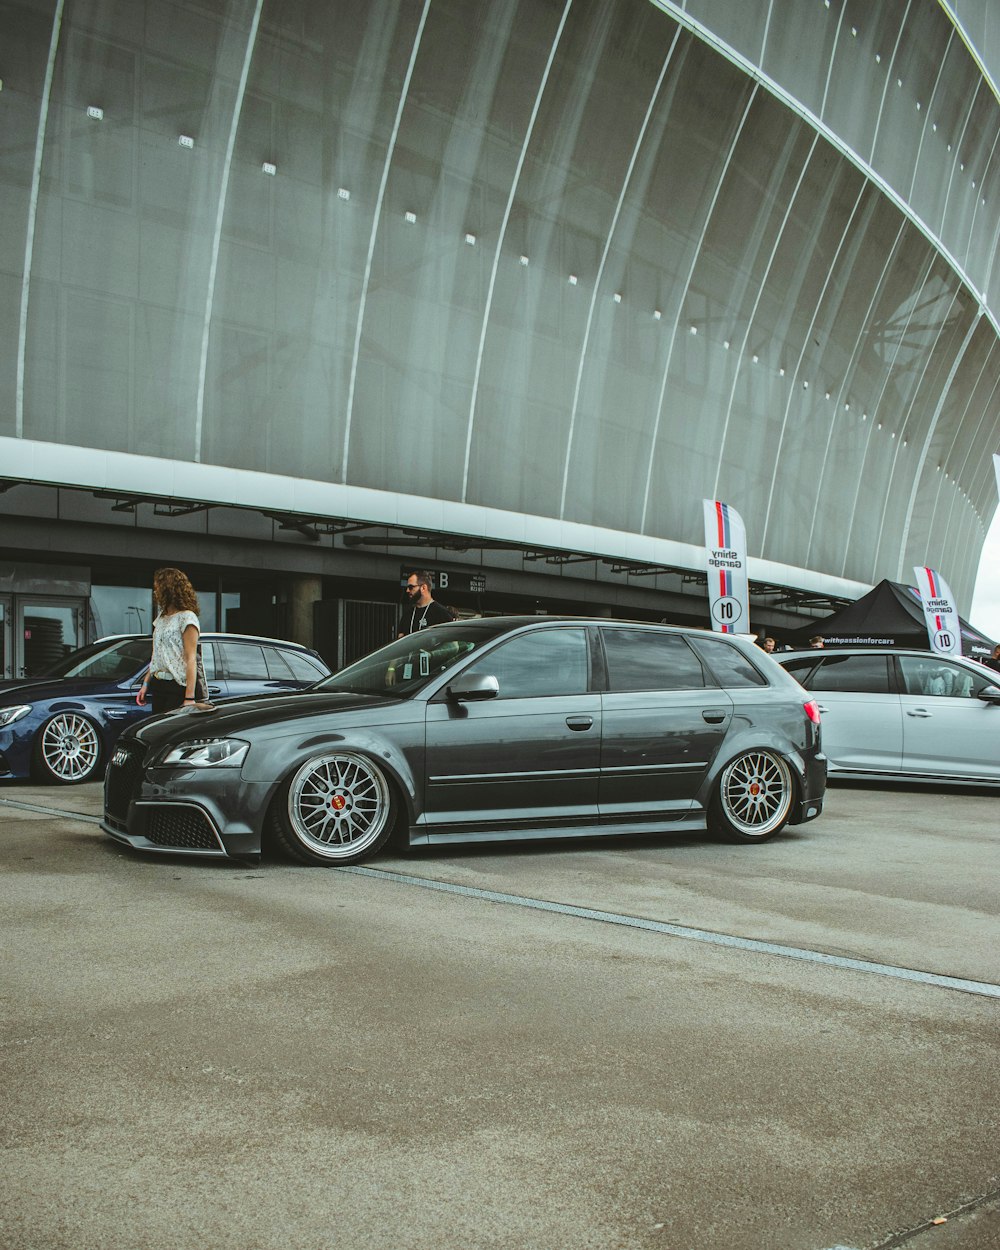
[397, 570, 452, 638]
[136, 567, 201, 713]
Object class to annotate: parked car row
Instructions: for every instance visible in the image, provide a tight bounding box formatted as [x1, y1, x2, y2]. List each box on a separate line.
[0, 633, 330, 784]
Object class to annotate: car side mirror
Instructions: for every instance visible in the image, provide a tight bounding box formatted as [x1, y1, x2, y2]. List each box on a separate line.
[977, 684, 1000, 704]
[446, 673, 499, 702]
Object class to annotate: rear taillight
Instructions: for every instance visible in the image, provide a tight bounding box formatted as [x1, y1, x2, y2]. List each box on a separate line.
[804, 699, 821, 725]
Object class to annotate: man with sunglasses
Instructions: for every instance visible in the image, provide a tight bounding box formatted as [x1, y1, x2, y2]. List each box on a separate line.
[397, 570, 453, 638]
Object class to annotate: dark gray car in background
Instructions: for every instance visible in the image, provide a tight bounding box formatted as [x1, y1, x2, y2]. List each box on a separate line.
[102, 618, 826, 865]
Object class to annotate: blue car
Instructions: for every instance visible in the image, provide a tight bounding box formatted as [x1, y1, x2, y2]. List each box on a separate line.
[0, 632, 331, 785]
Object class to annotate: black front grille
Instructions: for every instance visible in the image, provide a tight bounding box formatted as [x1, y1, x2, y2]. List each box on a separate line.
[104, 745, 145, 824]
[146, 806, 220, 851]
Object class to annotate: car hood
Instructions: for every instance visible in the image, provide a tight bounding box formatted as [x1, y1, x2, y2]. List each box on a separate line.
[128, 689, 406, 749]
[0, 676, 113, 703]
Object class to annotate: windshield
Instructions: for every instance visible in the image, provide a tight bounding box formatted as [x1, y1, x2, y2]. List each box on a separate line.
[317, 620, 509, 697]
[40, 637, 151, 681]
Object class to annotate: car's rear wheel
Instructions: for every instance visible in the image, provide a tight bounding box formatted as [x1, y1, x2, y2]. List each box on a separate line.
[33, 712, 103, 784]
[709, 749, 794, 842]
[270, 751, 396, 865]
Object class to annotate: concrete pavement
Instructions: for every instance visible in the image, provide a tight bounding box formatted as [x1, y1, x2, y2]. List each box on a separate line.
[1, 780, 998, 1250]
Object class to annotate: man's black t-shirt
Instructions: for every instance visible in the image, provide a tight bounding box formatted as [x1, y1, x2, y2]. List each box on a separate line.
[397, 599, 452, 636]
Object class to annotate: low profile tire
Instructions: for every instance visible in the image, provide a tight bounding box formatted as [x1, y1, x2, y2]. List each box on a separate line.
[33, 712, 103, 784]
[270, 751, 397, 866]
[709, 750, 794, 843]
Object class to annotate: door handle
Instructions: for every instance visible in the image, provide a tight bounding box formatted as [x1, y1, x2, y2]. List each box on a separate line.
[906, 708, 932, 718]
[208, 685, 222, 694]
[565, 715, 594, 731]
[702, 708, 728, 724]
[817, 705, 829, 714]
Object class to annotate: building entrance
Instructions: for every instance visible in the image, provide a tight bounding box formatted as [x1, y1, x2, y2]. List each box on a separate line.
[12, 596, 87, 679]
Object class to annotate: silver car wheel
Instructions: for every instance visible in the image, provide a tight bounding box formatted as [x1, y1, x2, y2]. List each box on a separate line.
[717, 750, 793, 839]
[38, 713, 102, 783]
[286, 752, 393, 863]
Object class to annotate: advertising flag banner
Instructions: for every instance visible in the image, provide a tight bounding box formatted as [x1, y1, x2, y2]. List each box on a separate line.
[703, 500, 749, 633]
[912, 566, 961, 656]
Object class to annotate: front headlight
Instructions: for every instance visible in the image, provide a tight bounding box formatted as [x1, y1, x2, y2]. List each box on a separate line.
[158, 738, 249, 768]
[0, 705, 32, 728]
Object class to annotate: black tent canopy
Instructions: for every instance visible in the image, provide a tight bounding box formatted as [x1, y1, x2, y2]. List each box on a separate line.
[788, 579, 996, 658]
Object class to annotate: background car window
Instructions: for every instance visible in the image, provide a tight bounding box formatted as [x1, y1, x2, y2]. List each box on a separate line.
[282, 649, 326, 680]
[808, 654, 892, 693]
[59, 638, 152, 681]
[220, 642, 269, 680]
[602, 629, 706, 692]
[778, 656, 822, 683]
[897, 656, 986, 699]
[200, 643, 217, 680]
[264, 647, 295, 680]
[691, 637, 767, 687]
[464, 629, 589, 698]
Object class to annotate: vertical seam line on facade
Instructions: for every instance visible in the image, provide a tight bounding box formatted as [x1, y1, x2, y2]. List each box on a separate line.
[804, 217, 906, 566]
[711, 133, 820, 504]
[963, 119, 999, 275]
[557, 27, 680, 520]
[900, 311, 986, 578]
[837, 254, 937, 576]
[759, 182, 867, 553]
[907, 28, 953, 205]
[647, 1, 996, 335]
[15, 0, 64, 439]
[939, 78, 981, 244]
[341, 0, 432, 484]
[873, 288, 962, 581]
[867, 0, 911, 167]
[461, 0, 573, 505]
[194, 0, 264, 465]
[638, 86, 758, 533]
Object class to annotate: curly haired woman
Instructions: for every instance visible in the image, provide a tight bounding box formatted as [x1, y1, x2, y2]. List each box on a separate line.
[136, 567, 201, 714]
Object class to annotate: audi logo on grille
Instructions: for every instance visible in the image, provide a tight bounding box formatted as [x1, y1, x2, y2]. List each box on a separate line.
[111, 748, 129, 767]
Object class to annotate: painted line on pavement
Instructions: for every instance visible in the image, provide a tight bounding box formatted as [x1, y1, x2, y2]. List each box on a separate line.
[340, 865, 1000, 1001]
[0, 797, 103, 824]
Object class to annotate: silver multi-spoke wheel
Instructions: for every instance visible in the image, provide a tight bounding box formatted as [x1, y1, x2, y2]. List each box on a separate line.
[36, 713, 102, 784]
[280, 752, 394, 864]
[714, 750, 793, 841]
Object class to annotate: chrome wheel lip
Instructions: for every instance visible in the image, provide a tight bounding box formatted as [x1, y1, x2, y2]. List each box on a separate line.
[40, 713, 101, 782]
[287, 752, 391, 862]
[720, 751, 792, 837]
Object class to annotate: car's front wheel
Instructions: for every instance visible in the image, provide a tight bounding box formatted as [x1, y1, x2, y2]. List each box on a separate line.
[270, 751, 397, 865]
[709, 750, 794, 842]
[33, 712, 103, 784]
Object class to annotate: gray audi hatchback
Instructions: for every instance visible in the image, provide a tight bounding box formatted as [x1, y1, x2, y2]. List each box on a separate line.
[102, 617, 826, 865]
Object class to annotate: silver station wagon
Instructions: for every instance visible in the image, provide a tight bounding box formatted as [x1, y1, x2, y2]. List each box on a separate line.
[103, 617, 826, 865]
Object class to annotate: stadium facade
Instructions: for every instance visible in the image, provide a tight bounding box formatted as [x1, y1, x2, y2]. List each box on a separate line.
[1, 0, 998, 675]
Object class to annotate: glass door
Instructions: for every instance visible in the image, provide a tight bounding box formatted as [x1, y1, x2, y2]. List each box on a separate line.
[0, 596, 11, 680]
[15, 597, 86, 678]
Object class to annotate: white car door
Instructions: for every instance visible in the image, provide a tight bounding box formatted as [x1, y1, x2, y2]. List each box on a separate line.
[896, 656, 1000, 781]
[801, 653, 902, 775]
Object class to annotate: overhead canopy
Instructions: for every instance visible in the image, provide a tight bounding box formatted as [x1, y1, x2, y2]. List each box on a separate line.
[788, 579, 996, 658]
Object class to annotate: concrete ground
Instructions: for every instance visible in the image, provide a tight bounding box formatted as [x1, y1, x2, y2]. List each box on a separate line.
[1, 779, 997, 1250]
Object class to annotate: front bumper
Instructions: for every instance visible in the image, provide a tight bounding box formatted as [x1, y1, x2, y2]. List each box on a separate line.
[103, 744, 272, 857]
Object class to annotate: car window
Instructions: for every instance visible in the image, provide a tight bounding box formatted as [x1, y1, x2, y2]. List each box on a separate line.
[691, 637, 767, 688]
[808, 654, 892, 693]
[200, 642, 217, 680]
[282, 649, 327, 680]
[55, 638, 152, 681]
[602, 629, 706, 692]
[220, 642, 269, 680]
[779, 656, 822, 683]
[463, 628, 589, 699]
[264, 647, 295, 680]
[897, 656, 986, 699]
